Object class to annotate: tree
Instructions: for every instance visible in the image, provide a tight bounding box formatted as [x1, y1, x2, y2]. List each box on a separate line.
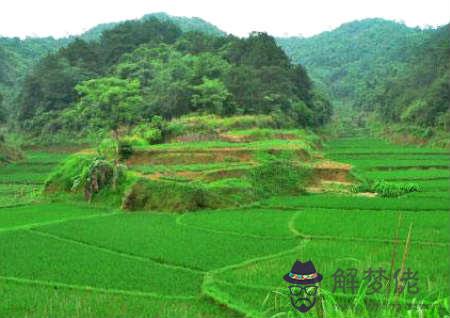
[191, 52, 230, 84]
[224, 32, 290, 68]
[291, 100, 313, 127]
[18, 54, 88, 123]
[175, 31, 225, 54]
[74, 77, 143, 136]
[191, 78, 234, 115]
[99, 18, 181, 67]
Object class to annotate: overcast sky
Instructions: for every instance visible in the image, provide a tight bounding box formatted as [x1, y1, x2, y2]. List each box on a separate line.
[1, 0, 449, 39]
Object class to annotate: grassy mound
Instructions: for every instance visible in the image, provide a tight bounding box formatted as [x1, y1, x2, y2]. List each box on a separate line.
[44, 154, 316, 212]
[122, 179, 214, 211]
[43, 115, 345, 212]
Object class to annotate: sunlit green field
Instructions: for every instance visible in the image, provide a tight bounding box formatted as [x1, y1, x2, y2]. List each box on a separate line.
[0, 138, 448, 317]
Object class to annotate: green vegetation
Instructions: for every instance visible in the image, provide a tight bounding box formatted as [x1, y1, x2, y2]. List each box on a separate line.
[0, 149, 70, 207]
[278, 19, 450, 141]
[0, 230, 203, 297]
[1, 131, 448, 317]
[44, 115, 321, 211]
[0, 139, 22, 165]
[264, 193, 449, 211]
[0, 203, 110, 231]
[37, 213, 296, 271]
[1, 12, 448, 318]
[0, 13, 224, 127]
[0, 284, 239, 318]
[0, 36, 70, 119]
[13, 16, 330, 143]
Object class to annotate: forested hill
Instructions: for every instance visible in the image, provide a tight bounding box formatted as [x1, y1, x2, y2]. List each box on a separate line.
[14, 17, 330, 140]
[0, 12, 225, 121]
[277, 19, 430, 101]
[277, 19, 450, 129]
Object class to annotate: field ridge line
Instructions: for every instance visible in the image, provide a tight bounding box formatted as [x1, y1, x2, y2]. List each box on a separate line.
[288, 211, 303, 237]
[0, 202, 36, 210]
[298, 233, 449, 247]
[0, 212, 120, 233]
[175, 214, 296, 240]
[201, 278, 261, 318]
[210, 240, 309, 276]
[198, 220, 311, 317]
[28, 229, 205, 274]
[288, 212, 449, 247]
[0, 275, 196, 300]
[267, 204, 448, 212]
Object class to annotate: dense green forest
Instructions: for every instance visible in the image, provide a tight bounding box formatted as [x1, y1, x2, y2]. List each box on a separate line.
[13, 18, 330, 140]
[277, 19, 450, 130]
[0, 13, 226, 124]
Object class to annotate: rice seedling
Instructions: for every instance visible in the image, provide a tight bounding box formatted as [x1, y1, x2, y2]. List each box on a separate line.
[289, 209, 448, 243]
[263, 194, 449, 211]
[0, 230, 203, 297]
[0, 281, 239, 318]
[0, 203, 111, 231]
[362, 169, 449, 181]
[0, 134, 447, 317]
[178, 208, 297, 238]
[35, 213, 298, 271]
[204, 239, 449, 317]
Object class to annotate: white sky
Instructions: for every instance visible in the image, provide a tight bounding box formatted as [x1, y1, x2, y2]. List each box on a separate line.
[1, 0, 449, 39]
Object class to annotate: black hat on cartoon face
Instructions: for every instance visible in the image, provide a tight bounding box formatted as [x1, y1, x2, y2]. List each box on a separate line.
[283, 260, 323, 285]
[284, 260, 322, 313]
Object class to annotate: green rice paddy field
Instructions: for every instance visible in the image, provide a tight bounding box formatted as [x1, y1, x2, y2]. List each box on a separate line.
[0, 138, 448, 317]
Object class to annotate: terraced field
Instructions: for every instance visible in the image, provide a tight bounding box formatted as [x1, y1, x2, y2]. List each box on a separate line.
[0, 137, 448, 317]
[0, 150, 71, 207]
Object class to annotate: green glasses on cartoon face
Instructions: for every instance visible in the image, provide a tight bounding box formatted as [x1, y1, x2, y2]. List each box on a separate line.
[288, 285, 318, 296]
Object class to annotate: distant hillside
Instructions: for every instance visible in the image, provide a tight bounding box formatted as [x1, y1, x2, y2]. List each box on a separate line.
[277, 19, 431, 102]
[277, 19, 450, 129]
[0, 37, 69, 92]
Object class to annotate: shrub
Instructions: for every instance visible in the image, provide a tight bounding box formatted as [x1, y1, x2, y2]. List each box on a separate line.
[118, 141, 133, 160]
[131, 121, 163, 144]
[120, 135, 148, 147]
[97, 138, 118, 159]
[248, 160, 312, 196]
[350, 170, 372, 193]
[122, 179, 209, 212]
[142, 128, 163, 144]
[45, 155, 127, 203]
[44, 154, 95, 192]
[372, 180, 420, 198]
[399, 182, 421, 193]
